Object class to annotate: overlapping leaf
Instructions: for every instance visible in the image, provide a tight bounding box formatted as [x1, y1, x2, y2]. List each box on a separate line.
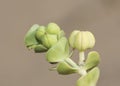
[34, 44, 48, 53]
[84, 51, 100, 71]
[46, 37, 69, 63]
[57, 61, 78, 75]
[77, 67, 100, 86]
[24, 24, 39, 48]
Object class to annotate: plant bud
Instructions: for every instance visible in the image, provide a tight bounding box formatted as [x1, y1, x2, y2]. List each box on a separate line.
[46, 23, 61, 34]
[69, 30, 95, 51]
[35, 26, 46, 42]
[41, 34, 58, 48]
[69, 30, 79, 48]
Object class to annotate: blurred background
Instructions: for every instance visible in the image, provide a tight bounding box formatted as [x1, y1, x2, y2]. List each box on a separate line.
[0, 0, 120, 86]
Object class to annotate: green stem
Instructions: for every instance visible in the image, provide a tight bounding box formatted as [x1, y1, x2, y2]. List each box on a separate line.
[79, 51, 85, 66]
[65, 58, 79, 68]
[65, 56, 87, 76]
[78, 67, 87, 76]
[64, 51, 87, 76]
[78, 52, 87, 76]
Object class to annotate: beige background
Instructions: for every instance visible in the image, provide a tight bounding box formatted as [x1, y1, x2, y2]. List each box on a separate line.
[0, 0, 120, 86]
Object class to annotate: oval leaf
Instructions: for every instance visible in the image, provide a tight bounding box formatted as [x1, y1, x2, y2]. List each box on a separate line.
[24, 24, 39, 48]
[84, 51, 100, 71]
[57, 61, 78, 75]
[46, 37, 69, 63]
[77, 67, 100, 86]
[57, 30, 65, 39]
[34, 44, 47, 53]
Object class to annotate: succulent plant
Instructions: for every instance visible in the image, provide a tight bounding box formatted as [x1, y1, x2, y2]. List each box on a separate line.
[24, 23, 100, 86]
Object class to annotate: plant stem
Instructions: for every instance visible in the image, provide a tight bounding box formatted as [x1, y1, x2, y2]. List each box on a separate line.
[78, 67, 87, 76]
[65, 58, 79, 68]
[79, 51, 85, 66]
[65, 55, 87, 76]
[78, 52, 87, 76]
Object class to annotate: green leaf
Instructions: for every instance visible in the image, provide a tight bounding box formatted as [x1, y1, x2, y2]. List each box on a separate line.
[33, 44, 47, 53]
[57, 30, 65, 39]
[57, 61, 78, 75]
[46, 23, 61, 34]
[77, 67, 100, 86]
[40, 34, 58, 48]
[84, 51, 100, 71]
[46, 37, 69, 63]
[24, 24, 39, 48]
[35, 26, 46, 42]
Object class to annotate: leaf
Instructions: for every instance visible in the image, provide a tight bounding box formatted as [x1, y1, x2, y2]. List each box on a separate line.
[57, 61, 78, 75]
[84, 51, 100, 71]
[77, 67, 100, 86]
[33, 44, 48, 53]
[24, 24, 39, 48]
[46, 37, 69, 63]
[46, 23, 61, 34]
[57, 30, 65, 39]
[40, 34, 58, 48]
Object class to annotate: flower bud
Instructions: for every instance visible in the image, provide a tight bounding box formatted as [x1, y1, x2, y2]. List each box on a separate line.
[46, 23, 61, 34]
[69, 30, 95, 51]
[35, 26, 46, 42]
[40, 34, 58, 48]
[69, 30, 79, 48]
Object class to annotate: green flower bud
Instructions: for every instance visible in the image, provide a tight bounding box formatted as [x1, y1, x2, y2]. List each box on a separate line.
[69, 30, 95, 51]
[35, 26, 46, 42]
[41, 34, 58, 48]
[46, 23, 61, 34]
[69, 30, 79, 48]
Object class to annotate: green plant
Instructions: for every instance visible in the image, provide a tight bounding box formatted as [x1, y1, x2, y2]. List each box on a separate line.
[24, 23, 100, 86]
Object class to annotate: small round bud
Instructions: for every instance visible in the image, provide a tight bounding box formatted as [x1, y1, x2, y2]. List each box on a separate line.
[35, 26, 46, 42]
[46, 23, 61, 34]
[69, 30, 95, 51]
[69, 30, 79, 48]
[41, 34, 58, 48]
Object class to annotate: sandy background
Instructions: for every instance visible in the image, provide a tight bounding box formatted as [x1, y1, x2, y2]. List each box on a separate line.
[0, 0, 120, 86]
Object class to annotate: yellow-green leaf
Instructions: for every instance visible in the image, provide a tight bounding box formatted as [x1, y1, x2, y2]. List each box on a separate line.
[24, 24, 39, 48]
[46, 23, 61, 34]
[57, 61, 77, 75]
[57, 30, 65, 39]
[84, 51, 100, 71]
[77, 67, 100, 86]
[34, 44, 47, 53]
[46, 37, 69, 63]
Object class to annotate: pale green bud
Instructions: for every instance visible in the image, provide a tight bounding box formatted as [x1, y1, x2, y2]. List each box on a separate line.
[69, 30, 79, 48]
[46, 23, 61, 34]
[35, 26, 46, 42]
[41, 34, 58, 48]
[69, 30, 95, 51]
